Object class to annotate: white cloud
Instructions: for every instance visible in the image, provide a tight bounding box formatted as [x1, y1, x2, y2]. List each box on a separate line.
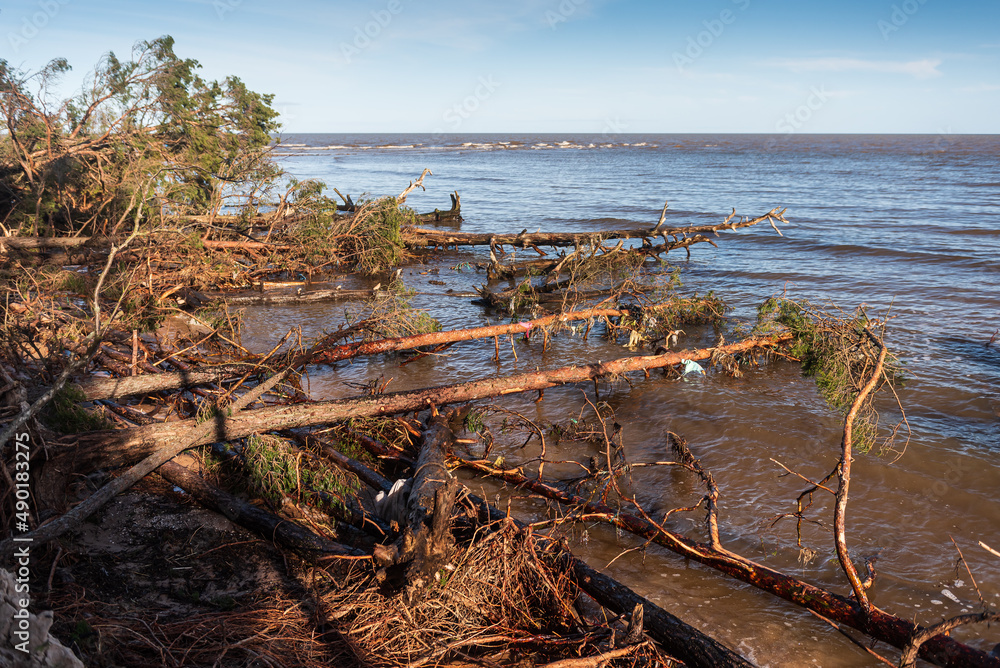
[957, 83, 1000, 92]
[767, 57, 943, 79]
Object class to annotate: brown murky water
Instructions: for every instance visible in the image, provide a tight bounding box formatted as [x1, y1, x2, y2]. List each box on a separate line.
[240, 133, 1000, 666]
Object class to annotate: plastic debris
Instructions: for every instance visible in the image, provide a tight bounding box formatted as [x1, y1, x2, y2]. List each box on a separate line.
[680, 358, 706, 375]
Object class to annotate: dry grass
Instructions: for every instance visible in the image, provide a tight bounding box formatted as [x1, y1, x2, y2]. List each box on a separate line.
[325, 520, 620, 667]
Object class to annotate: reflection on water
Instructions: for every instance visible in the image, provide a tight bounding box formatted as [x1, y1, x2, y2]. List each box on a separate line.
[242, 134, 1000, 666]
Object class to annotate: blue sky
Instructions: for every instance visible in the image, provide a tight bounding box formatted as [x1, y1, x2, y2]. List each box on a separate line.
[2, 0, 998, 133]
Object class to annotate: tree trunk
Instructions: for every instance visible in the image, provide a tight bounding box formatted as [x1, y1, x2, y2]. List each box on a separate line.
[75, 364, 258, 401]
[157, 460, 369, 560]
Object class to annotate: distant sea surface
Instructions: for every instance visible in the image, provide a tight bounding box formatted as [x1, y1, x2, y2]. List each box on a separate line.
[258, 133, 1000, 665]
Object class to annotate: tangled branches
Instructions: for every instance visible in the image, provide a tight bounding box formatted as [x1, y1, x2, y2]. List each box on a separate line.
[756, 297, 905, 452]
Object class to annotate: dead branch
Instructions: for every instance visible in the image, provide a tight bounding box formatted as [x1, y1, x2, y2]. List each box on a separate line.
[397, 168, 432, 204]
[650, 199, 669, 233]
[404, 208, 788, 250]
[74, 303, 708, 401]
[669, 432, 723, 551]
[834, 334, 887, 614]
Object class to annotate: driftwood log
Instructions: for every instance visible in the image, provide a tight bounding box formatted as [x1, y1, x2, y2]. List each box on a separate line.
[414, 191, 461, 223]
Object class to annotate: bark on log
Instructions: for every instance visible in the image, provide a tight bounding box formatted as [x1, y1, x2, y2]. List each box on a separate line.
[400, 411, 458, 578]
[202, 287, 392, 306]
[0, 236, 94, 249]
[407, 411, 454, 534]
[455, 459, 999, 668]
[157, 460, 368, 560]
[47, 334, 792, 480]
[75, 364, 259, 401]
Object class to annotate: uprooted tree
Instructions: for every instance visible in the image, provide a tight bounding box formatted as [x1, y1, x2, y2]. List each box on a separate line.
[0, 35, 280, 235]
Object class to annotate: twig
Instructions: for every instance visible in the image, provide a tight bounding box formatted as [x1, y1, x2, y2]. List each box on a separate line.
[670, 431, 723, 551]
[899, 612, 1000, 668]
[806, 609, 895, 666]
[950, 536, 988, 610]
[981, 541, 1000, 560]
[769, 458, 836, 494]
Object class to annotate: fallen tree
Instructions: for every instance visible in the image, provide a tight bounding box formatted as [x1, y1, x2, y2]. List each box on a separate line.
[443, 328, 997, 668]
[43, 333, 792, 493]
[74, 301, 719, 401]
[403, 207, 787, 250]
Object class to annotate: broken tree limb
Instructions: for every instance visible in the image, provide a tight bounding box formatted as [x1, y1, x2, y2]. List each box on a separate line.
[415, 191, 461, 223]
[307, 303, 694, 366]
[485, 234, 719, 280]
[834, 337, 887, 614]
[650, 199, 670, 233]
[453, 458, 999, 668]
[156, 460, 368, 560]
[403, 208, 788, 250]
[46, 333, 793, 481]
[397, 168, 433, 204]
[298, 432, 394, 492]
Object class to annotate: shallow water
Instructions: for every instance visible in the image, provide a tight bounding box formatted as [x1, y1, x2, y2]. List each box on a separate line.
[244, 133, 1000, 666]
